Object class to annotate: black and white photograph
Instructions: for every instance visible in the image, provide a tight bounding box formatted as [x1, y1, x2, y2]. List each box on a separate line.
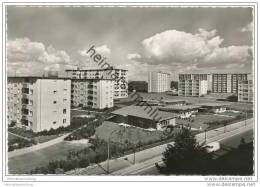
[0, 1, 259, 186]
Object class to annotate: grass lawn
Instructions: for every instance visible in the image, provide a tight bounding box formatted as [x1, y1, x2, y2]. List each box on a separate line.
[35, 135, 61, 143]
[176, 114, 235, 131]
[8, 133, 23, 142]
[8, 141, 91, 174]
[228, 103, 253, 111]
[95, 122, 167, 146]
[71, 109, 92, 117]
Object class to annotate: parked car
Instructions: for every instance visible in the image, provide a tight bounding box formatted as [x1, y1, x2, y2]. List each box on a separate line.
[204, 141, 220, 153]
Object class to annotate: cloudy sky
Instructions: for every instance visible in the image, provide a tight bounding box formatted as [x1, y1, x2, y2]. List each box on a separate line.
[7, 6, 253, 81]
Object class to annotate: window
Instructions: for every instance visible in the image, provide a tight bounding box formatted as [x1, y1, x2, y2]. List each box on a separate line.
[53, 101, 57, 104]
[63, 119, 66, 124]
[63, 109, 67, 114]
[63, 98, 67, 103]
[53, 121, 57, 125]
[53, 90, 57, 94]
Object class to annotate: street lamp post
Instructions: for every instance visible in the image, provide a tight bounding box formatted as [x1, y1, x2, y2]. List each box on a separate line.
[204, 129, 207, 142]
[107, 129, 118, 174]
[245, 111, 247, 127]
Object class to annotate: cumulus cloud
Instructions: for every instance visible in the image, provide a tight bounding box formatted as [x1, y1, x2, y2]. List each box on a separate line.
[127, 53, 142, 60]
[7, 38, 72, 76]
[241, 22, 253, 32]
[79, 44, 111, 58]
[141, 29, 224, 64]
[131, 28, 252, 72]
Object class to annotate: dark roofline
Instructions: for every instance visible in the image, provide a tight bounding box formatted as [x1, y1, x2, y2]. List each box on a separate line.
[71, 78, 113, 81]
[8, 76, 71, 80]
[8, 76, 114, 81]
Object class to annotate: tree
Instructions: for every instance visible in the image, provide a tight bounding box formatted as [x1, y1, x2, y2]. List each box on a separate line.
[159, 128, 213, 175]
[226, 95, 238, 102]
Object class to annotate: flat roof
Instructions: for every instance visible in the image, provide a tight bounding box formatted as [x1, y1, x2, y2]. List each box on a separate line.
[196, 103, 230, 107]
[66, 68, 128, 71]
[159, 105, 200, 111]
[8, 76, 71, 80]
[161, 99, 186, 103]
[8, 76, 113, 81]
[111, 105, 177, 121]
[71, 78, 113, 81]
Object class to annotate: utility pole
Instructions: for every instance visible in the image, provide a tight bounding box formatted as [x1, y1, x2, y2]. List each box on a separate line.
[133, 144, 136, 164]
[107, 130, 117, 174]
[107, 138, 110, 174]
[204, 129, 207, 142]
[245, 111, 247, 127]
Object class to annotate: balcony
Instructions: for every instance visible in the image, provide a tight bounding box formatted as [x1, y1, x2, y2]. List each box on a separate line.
[22, 83, 30, 88]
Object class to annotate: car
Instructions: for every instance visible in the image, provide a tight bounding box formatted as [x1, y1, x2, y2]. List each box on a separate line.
[204, 141, 220, 153]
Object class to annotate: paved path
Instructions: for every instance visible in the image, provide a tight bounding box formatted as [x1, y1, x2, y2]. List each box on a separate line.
[8, 118, 97, 158]
[66, 118, 253, 175]
[8, 133, 70, 158]
[8, 132, 32, 141]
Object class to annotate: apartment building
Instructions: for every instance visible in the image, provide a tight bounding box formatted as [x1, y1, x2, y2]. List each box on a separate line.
[65, 68, 128, 99]
[178, 79, 208, 97]
[7, 77, 71, 132]
[71, 79, 114, 109]
[212, 73, 249, 94]
[179, 74, 212, 92]
[148, 72, 170, 93]
[238, 80, 253, 103]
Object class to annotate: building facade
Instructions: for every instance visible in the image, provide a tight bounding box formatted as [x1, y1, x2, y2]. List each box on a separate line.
[66, 68, 128, 99]
[178, 79, 208, 97]
[179, 73, 212, 92]
[148, 72, 170, 93]
[212, 73, 249, 94]
[8, 77, 71, 132]
[110, 106, 176, 130]
[71, 79, 114, 109]
[238, 80, 253, 103]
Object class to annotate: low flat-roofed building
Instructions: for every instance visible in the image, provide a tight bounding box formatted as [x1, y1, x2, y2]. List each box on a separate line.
[197, 103, 229, 113]
[139, 99, 162, 106]
[110, 105, 177, 130]
[158, 105, 200, 118]
[160, 99, 186, 106]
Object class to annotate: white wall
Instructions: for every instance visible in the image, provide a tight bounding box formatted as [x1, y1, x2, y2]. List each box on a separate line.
[34, 79, 71, 132]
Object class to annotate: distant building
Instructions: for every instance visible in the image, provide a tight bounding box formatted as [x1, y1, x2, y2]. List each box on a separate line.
[178, 79, 208, 97]
[197, 103, 229, 113]
[71, 79, 114, 109]
[179, 74, 212, 92]
[7, 77, 71, 132]
[66, 68, 128, 99]
[158, 105, 200, 119]
[148, 71, 170, 93]
[238, 80, 253, 103]
[110, 105, 177, 130]
[128, 81, 148, 92]
[212, 73, 249, 94]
